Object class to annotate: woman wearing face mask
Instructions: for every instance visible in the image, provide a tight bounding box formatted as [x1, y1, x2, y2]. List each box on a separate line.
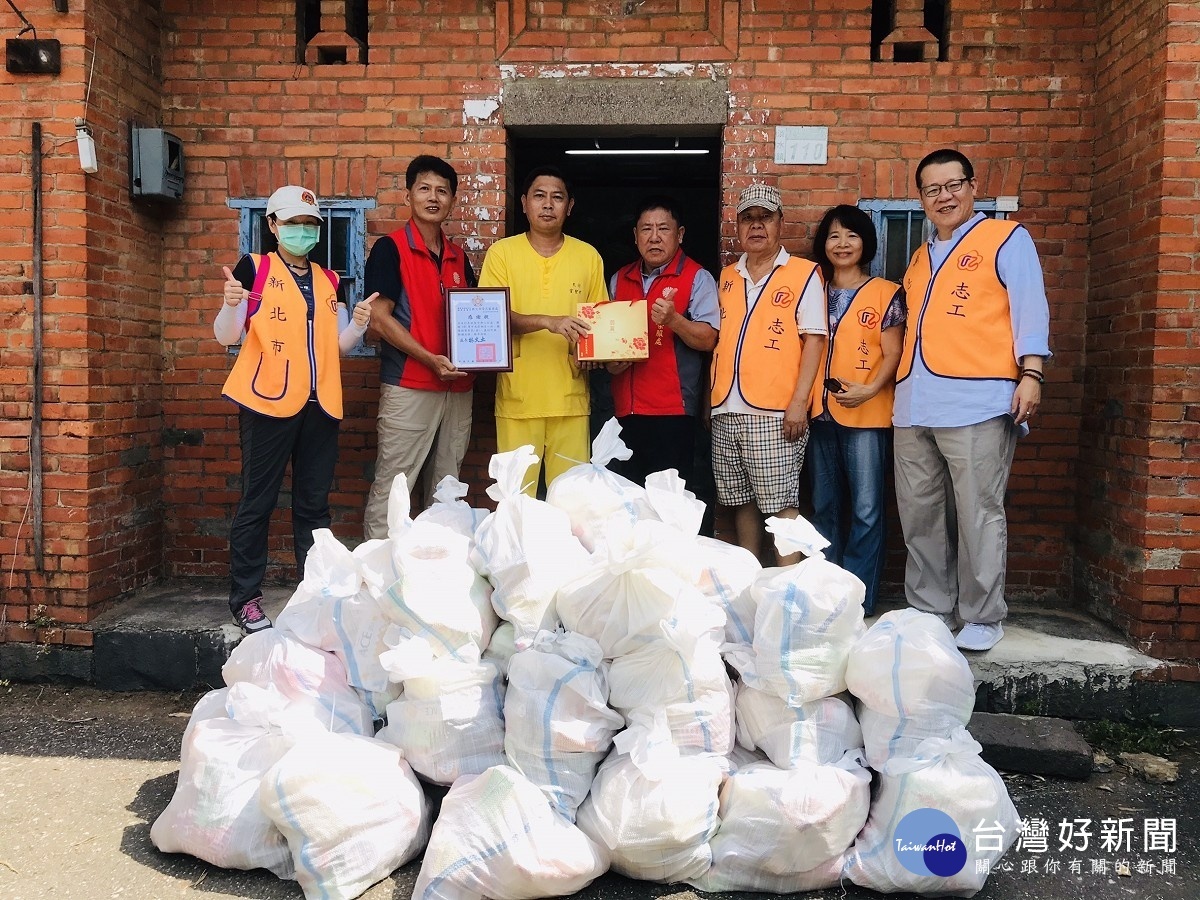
[214, 185, 374, 634]
[807, 204, 906, 616]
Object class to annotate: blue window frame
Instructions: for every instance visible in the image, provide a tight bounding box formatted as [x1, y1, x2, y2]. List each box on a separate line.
[858, 200, 1006, 282]
[226, 197, 377, 355]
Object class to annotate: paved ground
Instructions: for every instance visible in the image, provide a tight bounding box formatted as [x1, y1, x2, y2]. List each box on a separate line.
[0, 685, 1197, 900]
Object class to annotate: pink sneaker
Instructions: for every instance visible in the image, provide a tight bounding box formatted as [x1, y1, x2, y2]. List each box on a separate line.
[234, 597, 273, 634]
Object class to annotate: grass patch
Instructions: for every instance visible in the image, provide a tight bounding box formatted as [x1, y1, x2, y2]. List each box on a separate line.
[1078, 719, 1186, 756]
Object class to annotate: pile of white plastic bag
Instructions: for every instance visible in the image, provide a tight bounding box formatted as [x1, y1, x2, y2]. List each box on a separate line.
[151, 421, 1021, 900]
[843, 610, 1022, 896]
[689, 516, 870, 893]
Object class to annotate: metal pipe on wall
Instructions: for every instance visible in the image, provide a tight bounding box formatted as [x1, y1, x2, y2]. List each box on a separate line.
[31, 121, 44, 571]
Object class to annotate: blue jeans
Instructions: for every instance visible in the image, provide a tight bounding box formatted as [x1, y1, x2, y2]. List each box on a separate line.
[807, 419, 889, 614]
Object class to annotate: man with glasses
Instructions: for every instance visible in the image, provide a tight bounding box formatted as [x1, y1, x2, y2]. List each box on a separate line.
[711, 184, 827, 565]
[893, 148, 1051, 651]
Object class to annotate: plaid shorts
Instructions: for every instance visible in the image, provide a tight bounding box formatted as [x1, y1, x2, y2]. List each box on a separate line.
[711, 412, 808, 514]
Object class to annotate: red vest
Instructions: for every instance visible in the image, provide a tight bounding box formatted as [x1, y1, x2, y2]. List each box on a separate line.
[610, 250, 704, 417]
[391, 221, 474, 392]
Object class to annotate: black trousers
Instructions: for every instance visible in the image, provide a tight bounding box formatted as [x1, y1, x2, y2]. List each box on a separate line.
[612, 414, 697, 488]
[228, 403, 339, 614]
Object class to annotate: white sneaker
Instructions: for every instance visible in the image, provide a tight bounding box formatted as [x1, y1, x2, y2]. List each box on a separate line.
[955, 622, 1004, 651]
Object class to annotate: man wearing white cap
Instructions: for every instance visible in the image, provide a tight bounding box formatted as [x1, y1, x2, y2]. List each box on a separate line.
[214, 184, 373, 633]
[710, 184, 828, 565]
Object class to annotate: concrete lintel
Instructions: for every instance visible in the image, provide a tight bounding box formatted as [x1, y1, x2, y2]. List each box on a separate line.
[502, 77, 729, 133]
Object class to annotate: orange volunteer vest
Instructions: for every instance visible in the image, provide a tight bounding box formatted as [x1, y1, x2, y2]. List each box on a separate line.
[810, 277, 899, 428]
[222, 252, 344, 419]
[711, 256, 822, 412]
[898, 217, 1021, 384]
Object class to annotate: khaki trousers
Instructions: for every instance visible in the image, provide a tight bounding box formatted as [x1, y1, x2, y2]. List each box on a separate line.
[893, 415, 1018, 626]
[363, 383, 473, 540]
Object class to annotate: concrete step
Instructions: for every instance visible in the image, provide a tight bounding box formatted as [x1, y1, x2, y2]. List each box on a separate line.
[2, 581, 1195, 728]
[969, 711, 1094, 780]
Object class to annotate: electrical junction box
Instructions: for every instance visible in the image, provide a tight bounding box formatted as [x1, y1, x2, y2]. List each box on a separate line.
[131, 127, 185, 201]
[6, 39, 61, 75]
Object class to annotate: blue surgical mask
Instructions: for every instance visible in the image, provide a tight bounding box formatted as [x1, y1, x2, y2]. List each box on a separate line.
[276, 223, 320, 257]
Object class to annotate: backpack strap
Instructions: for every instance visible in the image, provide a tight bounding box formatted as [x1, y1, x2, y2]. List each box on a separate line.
[318, 264, 340, 293]
[246, 252, 271, 320]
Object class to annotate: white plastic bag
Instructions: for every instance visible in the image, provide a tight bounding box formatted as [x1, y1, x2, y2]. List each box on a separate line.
[278, 584, 394, 699]
[726, 516, 866, 705]
[377, 650, 506, 785]
[292, 527, 362, 599]
[387, 471, 414, 540]
[695, 537, 760, 645]
[414, 475, 487, 543]
[845, 608, 976, 765]
[844, 729, 1021, 897]
[575, 714, 725, 883]
[412, 765, 609, 900]
[275, 531, 396, 708]
[377, 522, 497, 657]
[482, 620, 517, 676]
[259, 733, 430, 900]
[642, 469, 704, 537]
[504, 631, 624, 820]
[545, 418, 654, 551]
[471, 446, 591, 642]
[735, 684, 863, 768]
[639, 471, 761, 645]
[222, 630, 374, 735]
[691, 751, 870, 893]
[151, 684, 301, 878]
[556, 529, 709, 659]
[608, 611, 734, 754]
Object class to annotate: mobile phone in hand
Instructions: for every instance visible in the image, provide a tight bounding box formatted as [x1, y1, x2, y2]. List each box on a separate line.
[824, 377, 846, 394]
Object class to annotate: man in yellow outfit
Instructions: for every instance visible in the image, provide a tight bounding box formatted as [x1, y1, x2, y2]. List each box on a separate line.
[479, 166, 608, 492]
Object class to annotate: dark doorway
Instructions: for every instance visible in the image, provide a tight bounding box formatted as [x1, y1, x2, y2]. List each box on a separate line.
[508, 132, 723, 282]
[506, 131, 723, 530]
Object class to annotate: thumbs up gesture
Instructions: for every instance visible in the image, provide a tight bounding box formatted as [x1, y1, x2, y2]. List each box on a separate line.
[222, 266, 247, 307]
[650, 286, 678, 327]
[353, 292, 376, 328]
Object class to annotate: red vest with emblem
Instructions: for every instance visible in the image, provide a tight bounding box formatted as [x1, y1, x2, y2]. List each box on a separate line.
[711, 256, 822, 412]
[609, 250, 703, 417]
[810, 277, 899, 428]
[391, 221, 474, 392]
[222, 252, 343, 419]
[898, 217, 1021, 383]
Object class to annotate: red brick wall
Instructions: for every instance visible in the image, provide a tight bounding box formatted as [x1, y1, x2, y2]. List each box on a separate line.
[0, 0, 164, 649]
[149, 0, 1094, 600]
[3, 1, 1192, 663]
[1078, 0, 1200, 660]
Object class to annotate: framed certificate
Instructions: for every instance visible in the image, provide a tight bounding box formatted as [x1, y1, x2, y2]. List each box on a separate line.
[446, 287, 513, 372]
[575, 300, 650, 361]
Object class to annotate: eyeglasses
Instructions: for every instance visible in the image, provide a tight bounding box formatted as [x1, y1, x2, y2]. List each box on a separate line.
[920, 178, 971, 199]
